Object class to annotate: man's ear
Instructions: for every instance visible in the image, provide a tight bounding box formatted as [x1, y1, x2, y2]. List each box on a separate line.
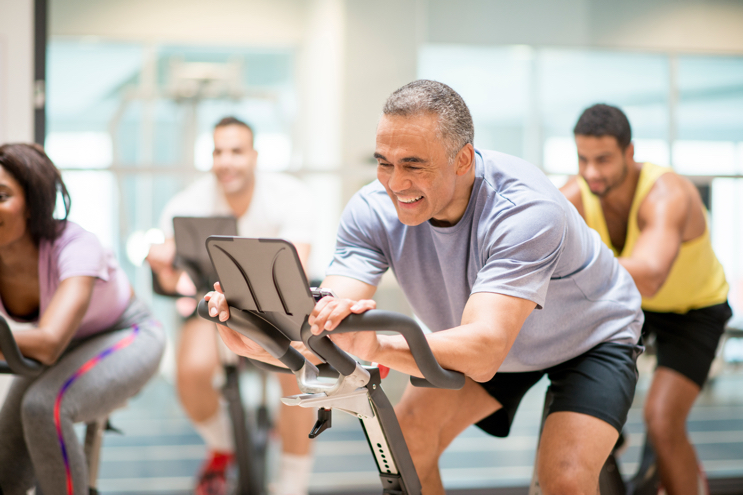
[455, 143, 475, 176]
[624, 142, 635, 163]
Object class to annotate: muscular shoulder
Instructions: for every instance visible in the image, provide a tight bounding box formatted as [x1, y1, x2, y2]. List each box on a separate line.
[637, 171, 702, 234]
[640, 171, 693, 216]
[559, 177, 585, 218]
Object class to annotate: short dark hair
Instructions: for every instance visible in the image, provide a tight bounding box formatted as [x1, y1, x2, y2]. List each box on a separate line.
[0, 143, 71, 245]
[383, 80, 474, 160]
[573, 104, 632, 150]
[214, 116, 254, 145]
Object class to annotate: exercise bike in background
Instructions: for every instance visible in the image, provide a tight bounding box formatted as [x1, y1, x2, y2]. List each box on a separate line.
[151, 216, 270, 495]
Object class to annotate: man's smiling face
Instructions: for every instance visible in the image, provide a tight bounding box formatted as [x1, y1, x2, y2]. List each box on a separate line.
[375, 113, 469, 227]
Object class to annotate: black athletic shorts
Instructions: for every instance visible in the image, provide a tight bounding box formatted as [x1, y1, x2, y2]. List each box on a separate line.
[475, 342, 642, 437]
[642, 301, 732, 388]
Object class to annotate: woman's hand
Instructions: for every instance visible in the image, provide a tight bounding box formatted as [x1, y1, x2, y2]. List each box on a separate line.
[309, 295, 381, 362]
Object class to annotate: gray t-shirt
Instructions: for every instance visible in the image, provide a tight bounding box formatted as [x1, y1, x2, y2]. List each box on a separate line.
[327, 149, 643, 372]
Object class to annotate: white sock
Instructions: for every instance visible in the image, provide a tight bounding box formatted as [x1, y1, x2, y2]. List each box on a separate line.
[193, 401, 234, 453]
[271, 453, 313, 495]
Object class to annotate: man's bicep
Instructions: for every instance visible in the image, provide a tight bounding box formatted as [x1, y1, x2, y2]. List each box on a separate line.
[628, 222, 682, 279]
[463, 292, 536, 330]
[631, 186, 688, 276]
[460, 292, 536, 367]
[321, 275, 377, 301]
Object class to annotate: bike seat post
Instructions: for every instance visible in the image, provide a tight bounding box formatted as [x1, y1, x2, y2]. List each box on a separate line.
[84, 416, 107, 495]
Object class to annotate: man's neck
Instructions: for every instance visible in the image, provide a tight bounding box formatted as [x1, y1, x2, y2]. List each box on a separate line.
[430, 165, 477, 228]
[600, 160, 642, 217]
[224, 177, 256, 218]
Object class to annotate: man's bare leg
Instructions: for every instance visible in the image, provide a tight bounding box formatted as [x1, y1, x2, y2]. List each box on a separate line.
[395, 378, 501, 494]
[644, 367, 701, 495]
[537, 411, 618, 495]
[270, 373, 316, 494]
[176, 317, 221, 423]
[277, 373, 314, 455]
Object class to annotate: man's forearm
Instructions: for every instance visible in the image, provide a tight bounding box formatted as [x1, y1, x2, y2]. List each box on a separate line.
[373, 322, 510, 383]
[153, 268, 182, 294]
[241, 345, 321, 369]
[219, 326, 323, 369]
[619, 257, 665, 297]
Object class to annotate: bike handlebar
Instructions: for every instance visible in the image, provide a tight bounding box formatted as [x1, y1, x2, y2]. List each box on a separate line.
[303, 310, 465, 390]
[198, 299, 465, 390]
[0, 316, 44, 377]
[197, 299, 306, 372]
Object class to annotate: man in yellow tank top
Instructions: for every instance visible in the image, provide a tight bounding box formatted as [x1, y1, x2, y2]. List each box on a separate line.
[561, 104, 731, 495]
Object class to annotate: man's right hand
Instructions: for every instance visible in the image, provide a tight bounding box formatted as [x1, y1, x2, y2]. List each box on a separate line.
[205, 282, 230, 322]
[146, 239, 176, 274]
[146, 239, 183, 294]
[204, 282, 268, 359]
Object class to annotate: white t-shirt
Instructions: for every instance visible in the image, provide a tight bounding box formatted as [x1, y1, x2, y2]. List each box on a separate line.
[159, 172, 314, 245]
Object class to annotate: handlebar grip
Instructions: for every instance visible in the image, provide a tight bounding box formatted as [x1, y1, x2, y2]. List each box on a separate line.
[304, 310, 465, 390]
[0, 316, 44, 377]
[303, 329, 358, 376]
[197, 299, 305, 372]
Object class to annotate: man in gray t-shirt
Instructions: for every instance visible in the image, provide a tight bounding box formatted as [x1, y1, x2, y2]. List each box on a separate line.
[208, 81, 643, 494]
[329, 147, 641, 372]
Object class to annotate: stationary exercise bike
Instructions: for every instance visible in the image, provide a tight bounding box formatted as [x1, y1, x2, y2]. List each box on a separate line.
[197, 236, 466, 494]
[152, 217, 271, 495]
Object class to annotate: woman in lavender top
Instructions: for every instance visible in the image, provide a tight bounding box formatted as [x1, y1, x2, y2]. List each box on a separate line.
[0, 143, 165, 495]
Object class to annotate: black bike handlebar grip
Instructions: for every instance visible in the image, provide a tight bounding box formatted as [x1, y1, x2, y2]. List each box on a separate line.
[197, 299, 305, 372]
[307, 310, 465, 390]
[0, 316, 43, 377]
[303, 326, 358, 377]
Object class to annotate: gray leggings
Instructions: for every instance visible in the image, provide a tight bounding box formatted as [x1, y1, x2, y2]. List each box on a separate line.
[0, 298, 165, 495]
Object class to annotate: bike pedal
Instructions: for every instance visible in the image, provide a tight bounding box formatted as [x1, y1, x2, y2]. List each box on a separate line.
[309, 408, 332, 439]
[105, 420, 124, 435]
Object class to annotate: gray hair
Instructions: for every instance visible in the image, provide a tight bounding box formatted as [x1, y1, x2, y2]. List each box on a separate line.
[382, 80, 474, 160]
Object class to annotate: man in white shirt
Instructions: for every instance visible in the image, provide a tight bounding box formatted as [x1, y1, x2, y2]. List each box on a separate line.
[148, 117, 315, 495]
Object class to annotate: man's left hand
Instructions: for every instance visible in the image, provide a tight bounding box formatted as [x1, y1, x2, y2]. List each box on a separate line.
[309, 296, 380, 361]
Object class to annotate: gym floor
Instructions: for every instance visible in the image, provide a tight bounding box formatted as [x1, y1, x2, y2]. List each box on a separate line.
[92, 356, 743, 495]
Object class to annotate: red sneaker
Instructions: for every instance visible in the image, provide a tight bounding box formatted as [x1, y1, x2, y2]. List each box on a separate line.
[195, 451, 234, 495]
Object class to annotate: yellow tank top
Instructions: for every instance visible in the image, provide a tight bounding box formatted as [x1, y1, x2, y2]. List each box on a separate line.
[577, 162, 728, 313]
